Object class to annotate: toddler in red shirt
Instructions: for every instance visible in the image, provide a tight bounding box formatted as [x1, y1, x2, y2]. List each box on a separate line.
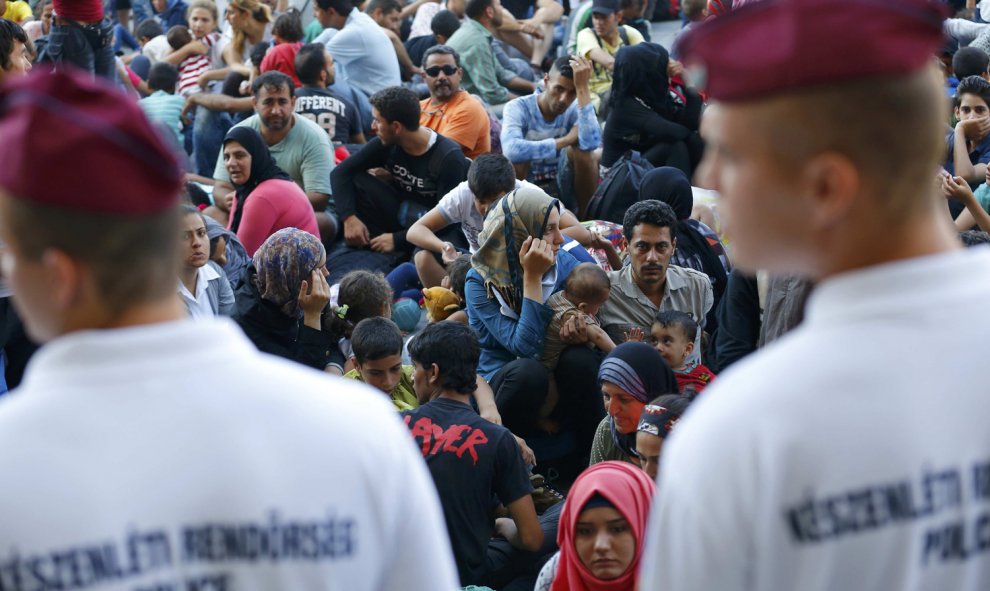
[650, 310, 715, 393]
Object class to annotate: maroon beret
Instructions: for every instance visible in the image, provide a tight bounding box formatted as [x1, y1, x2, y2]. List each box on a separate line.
[681, 0, 949, 103]
[0, 68, 182, 215]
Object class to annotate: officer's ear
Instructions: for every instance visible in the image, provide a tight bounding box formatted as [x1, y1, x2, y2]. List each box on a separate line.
[40, 248, 86, 311]
[801, 151, 860, 233]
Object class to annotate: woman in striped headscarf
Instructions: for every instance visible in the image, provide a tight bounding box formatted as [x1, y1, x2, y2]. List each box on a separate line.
[589, 341, 679, 466]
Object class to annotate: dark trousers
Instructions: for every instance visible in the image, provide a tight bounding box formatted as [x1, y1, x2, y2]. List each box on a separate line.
[353, 173, 444, 252]
[490, 347, 605, 452]
[353, 173, 412, 237]
[553, 346, 606, 452]
[489, 358, 550, 437]
[47, 20, 117, 81]
[480, 500, 563, 591]
[643, 132, 705, 178]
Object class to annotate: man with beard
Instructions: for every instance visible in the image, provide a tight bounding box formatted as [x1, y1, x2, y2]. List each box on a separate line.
[419, 45, 491, 159]
[446, 0, 534, 113]
[597, 200, 712, 363]
[294, 43, 366, 149]
[210, 72, 338, 244]
[332, 86, 470, 255]
[501, 55, 601, 216]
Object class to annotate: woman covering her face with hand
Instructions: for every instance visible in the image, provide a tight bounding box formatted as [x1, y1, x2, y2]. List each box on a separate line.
[465, 187, 604, 445]
[535, 460, 655, 591]
[232, 228, 335, 370]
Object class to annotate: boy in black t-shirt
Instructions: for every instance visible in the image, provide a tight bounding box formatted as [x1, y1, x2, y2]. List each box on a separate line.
[331, 86, 470, 255]
[402, 321, 547, 587]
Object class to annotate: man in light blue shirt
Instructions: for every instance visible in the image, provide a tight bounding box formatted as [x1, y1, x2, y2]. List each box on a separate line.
[501, 55, 601, 216]
[313, 0, 401, 101]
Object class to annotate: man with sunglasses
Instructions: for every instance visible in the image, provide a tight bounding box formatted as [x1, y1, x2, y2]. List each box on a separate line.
[420, 45, 492, 160]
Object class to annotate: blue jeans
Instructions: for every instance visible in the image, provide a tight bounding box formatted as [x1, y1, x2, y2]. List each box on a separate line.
[113, 24, 141, 54]
[129, 53, 151, 79]
[103, 0, 154, 22]
[47, 20, 117, 81]
[193, 106, 236, 178]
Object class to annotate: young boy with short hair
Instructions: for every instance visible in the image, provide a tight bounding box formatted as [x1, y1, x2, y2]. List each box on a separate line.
[139, 61, 186, 143]
[651, 310, 716, 393]
[946, 75, 990, 184]
[952, 47, 990, 84]
[344, 316, 420, 411]
[401, 321, 544, 586]
[406, 153, 523, 287]
[134, 18, 170, 64]
[0, 17, 30, 84]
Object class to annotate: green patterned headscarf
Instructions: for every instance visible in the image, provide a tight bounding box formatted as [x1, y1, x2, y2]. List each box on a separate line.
[471, 186, 560, 315]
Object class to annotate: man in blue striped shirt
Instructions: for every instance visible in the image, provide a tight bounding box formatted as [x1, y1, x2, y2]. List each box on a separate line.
[139, 62, 186, 145]
[501, 55, 601, 216]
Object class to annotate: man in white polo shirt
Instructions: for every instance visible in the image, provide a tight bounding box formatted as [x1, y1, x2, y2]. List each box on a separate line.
[0, 68, 458, 591]
[640, 1, 990, 590]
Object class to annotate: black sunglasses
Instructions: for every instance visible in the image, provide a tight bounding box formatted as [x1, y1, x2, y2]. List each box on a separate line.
[424, 65, 458, 77]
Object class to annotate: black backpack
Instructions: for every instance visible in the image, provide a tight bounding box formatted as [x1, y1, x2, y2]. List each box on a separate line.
[585, 151, 654, 224]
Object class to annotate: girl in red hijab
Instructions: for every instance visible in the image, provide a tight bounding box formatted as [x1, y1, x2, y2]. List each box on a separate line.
[536, 461, 656, 591]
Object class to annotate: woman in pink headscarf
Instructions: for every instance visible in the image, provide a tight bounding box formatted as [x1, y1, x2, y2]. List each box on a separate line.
[534, 461, 655, 591]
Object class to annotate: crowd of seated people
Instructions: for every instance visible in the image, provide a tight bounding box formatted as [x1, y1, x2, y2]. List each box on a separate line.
[0, 0, 984, 589]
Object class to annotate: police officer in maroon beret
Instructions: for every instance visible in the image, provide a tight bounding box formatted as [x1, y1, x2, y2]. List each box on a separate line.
[641, 1, 990, 589]
[0, 70, 460, 590]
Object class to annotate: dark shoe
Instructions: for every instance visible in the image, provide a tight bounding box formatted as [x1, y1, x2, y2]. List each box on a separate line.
[531, 473, 565, 514]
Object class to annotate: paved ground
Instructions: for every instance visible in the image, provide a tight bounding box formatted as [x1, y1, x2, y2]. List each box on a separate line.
[650, 18, 683, 51]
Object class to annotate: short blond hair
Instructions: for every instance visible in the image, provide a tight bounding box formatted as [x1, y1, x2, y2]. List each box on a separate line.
[755, 67, 946, 219]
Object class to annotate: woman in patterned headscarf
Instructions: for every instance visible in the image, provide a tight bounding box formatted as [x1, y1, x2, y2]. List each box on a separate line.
[232, 228, 334, 370]
[589, 342, 680, 466]
[635, 392, 695, 480]
[465, 186, 603, 444]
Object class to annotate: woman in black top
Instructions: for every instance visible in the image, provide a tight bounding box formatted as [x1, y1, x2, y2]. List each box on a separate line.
[601, 43, 703, 176]
[232, 228, 336, 370]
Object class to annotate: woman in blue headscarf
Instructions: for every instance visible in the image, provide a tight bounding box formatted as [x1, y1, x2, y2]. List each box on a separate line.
[589, 342, 680, 466]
